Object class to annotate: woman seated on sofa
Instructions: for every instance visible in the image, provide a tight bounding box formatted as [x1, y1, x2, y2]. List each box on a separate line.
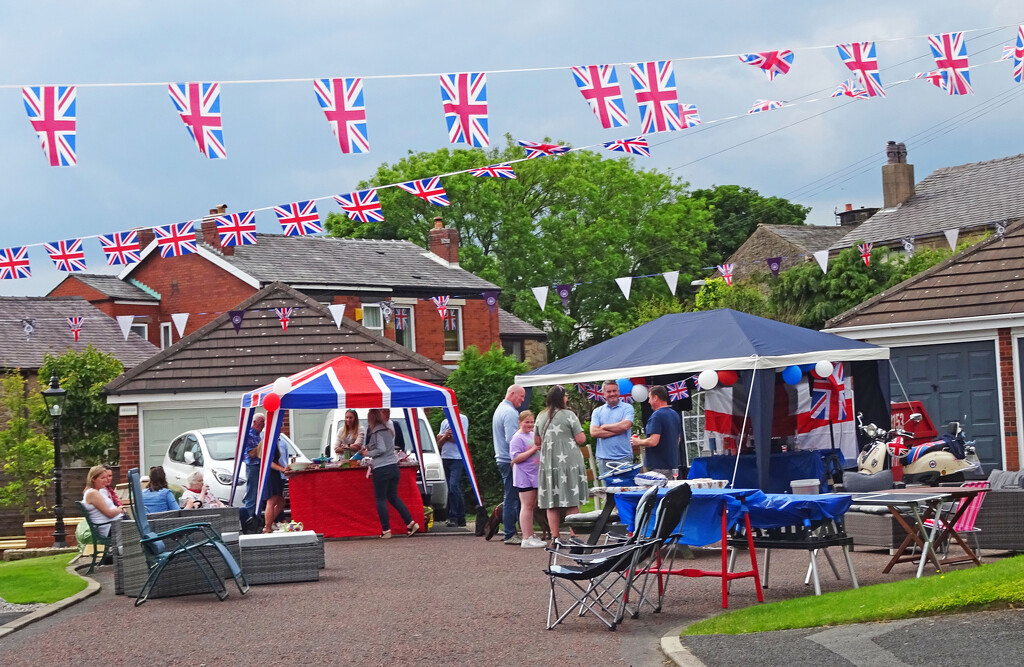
[180, 471, 226, 510]
[142, 466, 179, 514]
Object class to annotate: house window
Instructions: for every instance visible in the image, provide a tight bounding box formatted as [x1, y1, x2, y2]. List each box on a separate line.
[130, 323, 148, 341]
[503, 339, 524, 361]
[160, 322, 173, 349]
[394, 307, 415, 350]
[362, 304, 383, 335]
[443, 306, 463, 354]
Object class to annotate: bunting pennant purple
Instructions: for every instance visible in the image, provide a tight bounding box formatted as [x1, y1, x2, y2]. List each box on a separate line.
[555, 284, 572, 308]
[765, 257, 782, 277]
[229, 310, 245, 333]
[481, 290, 499, 314]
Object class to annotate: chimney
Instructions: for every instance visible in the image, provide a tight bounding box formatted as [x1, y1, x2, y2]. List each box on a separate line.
[427, 216, 460, 265]
[882, 140, 914, 208]
[136, 227, 155, 251]
[200, 204, 232, 256]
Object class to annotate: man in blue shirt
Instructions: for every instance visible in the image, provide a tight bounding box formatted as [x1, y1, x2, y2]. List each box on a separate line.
[492, 384, 525, 544]
[589, 380, 635, 477]
[631, 385, 681, 478]
[241, 413, 265, 525]
[437, 412, 470, 527]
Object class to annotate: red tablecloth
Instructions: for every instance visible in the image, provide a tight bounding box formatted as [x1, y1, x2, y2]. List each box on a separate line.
[288, 465, 426, 538]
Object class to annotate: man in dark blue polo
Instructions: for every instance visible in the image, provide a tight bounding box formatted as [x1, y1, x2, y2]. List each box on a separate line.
[631, 385, 681, 478]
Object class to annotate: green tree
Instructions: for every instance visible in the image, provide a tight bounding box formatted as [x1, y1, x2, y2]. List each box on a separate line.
[690, 185, 810, 265]
[325, 135, 714, 358]
[609, 294, 688, 337]
[0, 371, 54, 521]
[694, 277, 771, 317]
[38, 345, 123, 465]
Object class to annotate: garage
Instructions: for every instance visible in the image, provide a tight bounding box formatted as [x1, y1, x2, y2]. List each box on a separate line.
[140, 405, 240, 473]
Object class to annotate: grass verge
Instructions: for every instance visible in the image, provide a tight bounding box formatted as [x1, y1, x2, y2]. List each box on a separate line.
[685, 554, 1024, 636]
[0, 554, 86, 604]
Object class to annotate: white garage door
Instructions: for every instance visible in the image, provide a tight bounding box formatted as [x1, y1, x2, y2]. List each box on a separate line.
[142, 407, 241, 474]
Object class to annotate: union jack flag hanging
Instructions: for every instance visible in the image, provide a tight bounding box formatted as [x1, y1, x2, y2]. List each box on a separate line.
[154, 222, 198, 258]
[748, 99, 784, 114]
[675, 104, 701, 129]
[928, 32, 973, 95]
[275, 307, 293, 332]
[517, 140, 571, 159]
[831, 79, 869, 99]
[22, 85, 76, 167]
[440, 72, 489, 147]
[571, 65, 629, 129]
[394, 308, 409, 331]
[168, 83, 226, 159]
[67, 316, 83, 342]
[431, 295, 449, 320]
[810, 363, 848, 422]
[443, 310, 458, 332]
[0, 247, 31, 280]
[274, 200, 322, 236]
[915, 70, 948, 91]
[397, 177, 450, 207]
[469, 164, 517, 179]
[603, 136, 650, 157]
[215, 211, 258, 246]
[99, 231, 142, 266]
[836, 42, 885, 97]
[314, 77, 369, 154]
[1004, 25, 1024, 83]
[44, 239, 87, 272]
[585, 384, 605, 402]
[717, 263, 735, 286]
[738, 50, 795, 81]
[334, 189, 384, 223]
[666, 380, 689, 402]
[858, 242, 873, 266]
[630, 61, 687, 133]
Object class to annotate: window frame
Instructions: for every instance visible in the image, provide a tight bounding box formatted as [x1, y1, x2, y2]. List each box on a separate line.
[442, 305, 464, 361]
[129, 323, 148, 342]
[160, 322, 173, 350]
[361, 303, 383, 335]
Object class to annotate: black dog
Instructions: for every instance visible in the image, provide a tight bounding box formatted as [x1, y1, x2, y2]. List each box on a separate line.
[481, 503, 551, 541]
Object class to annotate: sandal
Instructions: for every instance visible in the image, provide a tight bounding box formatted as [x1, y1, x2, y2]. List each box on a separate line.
[406, 521, 420, 536]
[380, 530, 392, 539]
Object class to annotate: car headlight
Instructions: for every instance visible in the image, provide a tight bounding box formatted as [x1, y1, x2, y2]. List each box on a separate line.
[213, 471, 235, 485]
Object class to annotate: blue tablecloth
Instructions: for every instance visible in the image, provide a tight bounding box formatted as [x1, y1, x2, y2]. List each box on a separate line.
[688, 451, 834, 494]
[746, 493, 853, 529]
[613, 487, 768, 547]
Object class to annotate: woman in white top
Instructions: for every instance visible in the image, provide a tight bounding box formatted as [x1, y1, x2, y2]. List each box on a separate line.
[82, 465, 126, 537]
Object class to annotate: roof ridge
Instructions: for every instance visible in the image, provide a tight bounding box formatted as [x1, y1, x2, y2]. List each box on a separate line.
[931, 152, 1024, 175]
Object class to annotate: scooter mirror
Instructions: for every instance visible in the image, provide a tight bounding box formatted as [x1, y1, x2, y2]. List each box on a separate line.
[909, 413, 923, 422]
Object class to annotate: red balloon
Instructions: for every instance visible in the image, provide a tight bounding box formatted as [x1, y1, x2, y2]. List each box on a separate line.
[718, 370, 739, 387]
[262, 393, 281, 412]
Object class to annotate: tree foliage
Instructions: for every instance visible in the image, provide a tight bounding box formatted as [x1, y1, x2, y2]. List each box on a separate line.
[39, 345, 123, 465]
[690, 185, 810, 265]
[694, 277, 772, 317]
[0, 371, 54, 521]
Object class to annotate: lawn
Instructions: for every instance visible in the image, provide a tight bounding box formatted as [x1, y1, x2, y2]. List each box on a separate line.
[685, 554, 1024, 636]
[0, 554, 87, 604]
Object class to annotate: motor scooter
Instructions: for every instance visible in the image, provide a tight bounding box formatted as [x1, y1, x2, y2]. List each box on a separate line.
[856, 412, 980, 484]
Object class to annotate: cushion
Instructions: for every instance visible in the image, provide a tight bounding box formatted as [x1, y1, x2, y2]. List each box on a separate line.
[238, 530, 317, 547]
[842, 470, 894, 493]
[986, 469, 1024, 491]
[847, 504, 893, 515]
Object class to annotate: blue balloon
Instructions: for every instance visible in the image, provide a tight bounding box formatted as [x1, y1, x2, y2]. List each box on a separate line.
[616, 378, 633, 395]
[782, 365, 803, 385]
[799, 363, 816, 372]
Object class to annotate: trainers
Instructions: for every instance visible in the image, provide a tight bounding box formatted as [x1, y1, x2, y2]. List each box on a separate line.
[380, 530, 392, 539]
[406, 521, 420, 536]
[503, 535, 522, 545]
[521, 536, 547, 549]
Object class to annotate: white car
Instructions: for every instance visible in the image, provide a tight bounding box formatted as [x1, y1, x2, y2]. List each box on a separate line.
[162, 427, 310, 507]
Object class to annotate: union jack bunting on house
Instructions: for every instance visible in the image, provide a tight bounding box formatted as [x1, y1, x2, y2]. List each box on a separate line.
[44, 239, 87, 272]
[216, 211, 258, 246]
[154, 222, 198, 258]
[666, 380, 689, 401]
[831, 79, 869, 99]
[717, 263, 735, 286]
[168, 83, 226, 158]
[334, 189, 384, 223]
[440, 72, 489, 147]
[748, 99, 784, 114]
[603, 136, 650, 157]
[443, 310, 458, 332]
[397, 177, 450, 206]
[858, 242, 873, 266]
[22, 85, 76, 167]
[738, 50, 795, 81]
[431, 295, 449, 320]
[99, 231, 142, 266]
[571, 65, 629, 129]
[0, 247, 31, 280]
[517, 140, 571, 159]
[836, 42, 885, 97]
[394, 308, 409, 331]
[469, 164, 517, 178]
[630, 60, 687, 133]
[67, 316, 83, 342]
[274, 201, 322, 236]
[314, 77, 369, 154]
[928, 32, 973, 95]
[915, 70, 948, 91]
[1005, 25, 1024, 83]
[275, 307, 293, 332]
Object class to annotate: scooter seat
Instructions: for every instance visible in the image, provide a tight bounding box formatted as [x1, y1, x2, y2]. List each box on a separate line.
[904, 442, 949, 464]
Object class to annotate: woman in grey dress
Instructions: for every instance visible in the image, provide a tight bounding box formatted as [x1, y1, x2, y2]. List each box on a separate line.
[534, 385, 588, 542]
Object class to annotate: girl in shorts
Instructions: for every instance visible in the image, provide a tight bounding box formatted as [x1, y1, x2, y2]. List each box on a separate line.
[509, 410, 545, 548]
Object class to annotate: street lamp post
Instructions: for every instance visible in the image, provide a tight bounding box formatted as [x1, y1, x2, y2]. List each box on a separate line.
[42, 375, 68, 549]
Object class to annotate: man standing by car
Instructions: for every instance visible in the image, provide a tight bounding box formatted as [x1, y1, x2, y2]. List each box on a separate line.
[492, 385, 525, 545]
[589, 380, 635, 478]
[437, 411, 470, 527]
[241, 413, 266, 527]
[630, 385, 681, 478]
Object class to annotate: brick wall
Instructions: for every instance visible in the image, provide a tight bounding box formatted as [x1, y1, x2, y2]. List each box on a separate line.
[0, 466, 116, 537]
[119, 412, 140, 473]
[48, 277, 107, 302]
[998, 328, 1020, 470]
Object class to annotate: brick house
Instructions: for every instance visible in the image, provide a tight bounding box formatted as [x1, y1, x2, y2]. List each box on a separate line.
[723, 223, 856, 282]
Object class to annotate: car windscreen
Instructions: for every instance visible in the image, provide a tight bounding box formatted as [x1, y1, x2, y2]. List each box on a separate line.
[206, 432, 299, 460]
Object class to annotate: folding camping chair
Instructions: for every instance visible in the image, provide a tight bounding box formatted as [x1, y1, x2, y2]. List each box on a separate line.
[924, 480, 989, 557]
[635, 484, 693, 614]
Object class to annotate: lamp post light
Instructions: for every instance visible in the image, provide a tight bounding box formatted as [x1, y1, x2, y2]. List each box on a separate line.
[42, 375, 68, 549]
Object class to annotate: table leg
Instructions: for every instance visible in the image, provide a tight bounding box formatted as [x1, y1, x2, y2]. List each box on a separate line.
[882, 505, 924, 573]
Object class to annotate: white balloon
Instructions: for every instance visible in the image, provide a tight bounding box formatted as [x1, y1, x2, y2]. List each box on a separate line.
[272, 377, 292, 396]
[814, 361, 834, 379]
[631, 385, 649, 402]
[698, 370, 719, 390]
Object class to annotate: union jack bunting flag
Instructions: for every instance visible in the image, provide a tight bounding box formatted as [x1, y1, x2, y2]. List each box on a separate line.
[99, 231, 142, 265]
[275, 307, 293, 332]
[517, 140, 571, 159]
[630, 61, 686, 133]
[584, 384, 605, 402]
[334, 189, 384, 223]
[397, 177, 450, 207]
[928, 32, 973, 95]
[831, 79, 868, 99]
[717, 263, 735, 286]
[22, 85, 76, 167]
[431, 295, 449, 320]
[44, 239, 87, 272]
[915, 70, 948, 91]
[836, 42, 885, 97]
[748, 99, 784, 114]
[168, 83, 226, 159]
[394, 308, 409, 331]
[314, 77, 369, 154]
[858, 242, 873, 266]
[154, 222, 198, 258]
[1005, 25, 1024, 83]
[469, 164, 517, 179]
[0, 247, 31, 280]
[666, 380, 689, 401]
[571, 65, 629, 129]
[603, 136, 650, 157]
[215, 211, 257, 246]
[810, 363, 847, 421]
[67, 316, 83, 342]
[440, 72, 489, 147]
[738, 50, 795, 81]
[274, 201, 322, 236]
[443, 310, 458, 332]
[676, 104, 701, 129]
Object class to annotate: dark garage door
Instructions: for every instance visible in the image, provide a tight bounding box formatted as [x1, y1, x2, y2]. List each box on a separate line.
[888, 341, 1000, 469]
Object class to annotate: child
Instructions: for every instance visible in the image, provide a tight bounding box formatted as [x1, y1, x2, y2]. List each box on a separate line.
[509, 410, 545, 548]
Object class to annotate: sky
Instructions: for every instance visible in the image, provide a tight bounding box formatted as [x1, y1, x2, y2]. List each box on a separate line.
[2, 1, 1023, 296]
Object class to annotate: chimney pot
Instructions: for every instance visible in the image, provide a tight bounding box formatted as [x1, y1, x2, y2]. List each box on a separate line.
[882, 141, 914, 208]
[427, 218, 459, 264]
[845, 203, 853, 212]
[433, 216, 444, 229]
[201, 204, 234, 256]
